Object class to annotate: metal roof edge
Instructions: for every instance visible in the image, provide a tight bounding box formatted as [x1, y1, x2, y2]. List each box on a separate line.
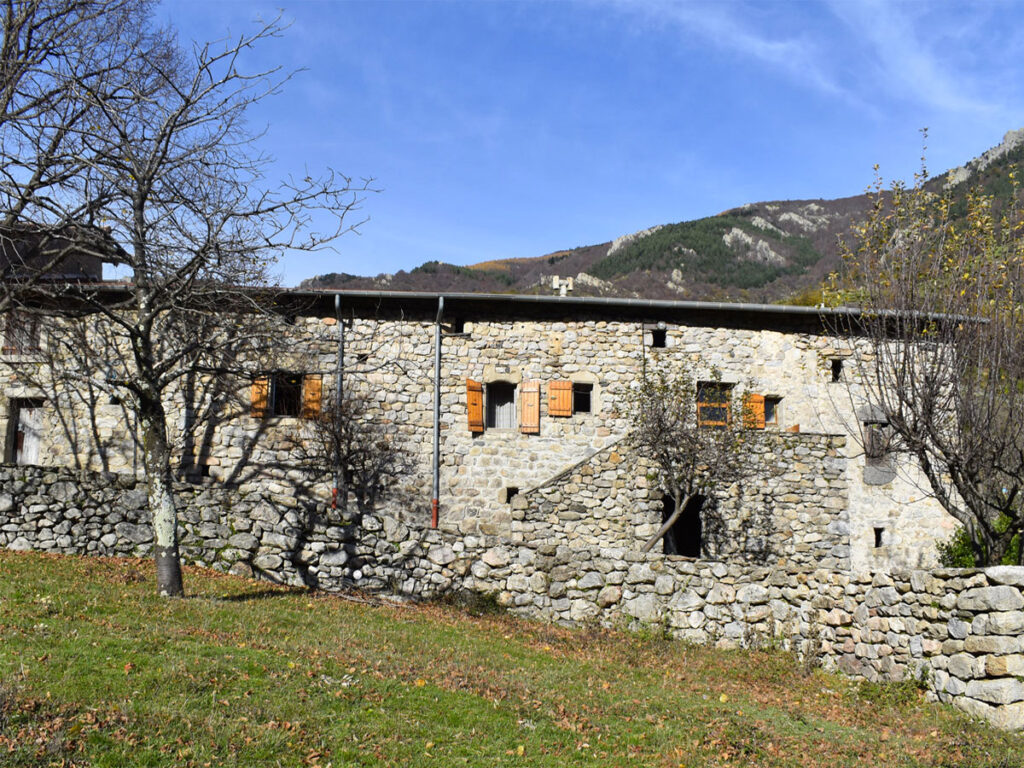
[285, 288, 864, 320]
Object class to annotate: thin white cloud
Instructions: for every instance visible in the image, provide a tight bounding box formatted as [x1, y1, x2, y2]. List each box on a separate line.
[825, 0, 997, 114]
[604, 0, 856, 102]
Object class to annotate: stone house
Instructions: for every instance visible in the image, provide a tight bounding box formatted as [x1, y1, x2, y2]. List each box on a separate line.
[0, 290, 956, 574]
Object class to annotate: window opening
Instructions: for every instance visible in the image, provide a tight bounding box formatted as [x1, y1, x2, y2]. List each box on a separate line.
[830, 358, 843, 382]
[764, 396, 781, 426]
[650, 328, 666, 348]
[2, 311, 40, 354]
[252, 372, 321, 419]
[697, 382, 732, 428]
[486, 382, 516, 429]
[504, 486, 519, 504]
[874, 527, 885, 548]
[572, 383, 592, 414]
[272, 373, 303, 417]
[662, 493, 704, 557]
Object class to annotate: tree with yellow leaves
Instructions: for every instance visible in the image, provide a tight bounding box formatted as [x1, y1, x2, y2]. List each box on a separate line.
[833, 158, 1024, 564]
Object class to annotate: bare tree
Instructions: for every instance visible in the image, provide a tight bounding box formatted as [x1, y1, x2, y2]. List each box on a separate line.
[627, 364, 754, 554]
[834, 166, 1024, 564]
[305, 390, 410, 524]
[1, 1, 148, 295]
[4, 3, 372, 595]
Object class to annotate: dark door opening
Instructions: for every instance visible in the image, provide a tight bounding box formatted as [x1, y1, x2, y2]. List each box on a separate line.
[662, 493, 705, 557]
[5, 398, 45, 464]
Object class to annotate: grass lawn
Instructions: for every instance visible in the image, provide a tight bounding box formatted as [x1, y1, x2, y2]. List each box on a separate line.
[1, 551, 1022, 767]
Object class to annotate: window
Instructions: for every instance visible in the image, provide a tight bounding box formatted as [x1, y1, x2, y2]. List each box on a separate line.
[486, 382, 516, 429]
[830, 358, 844, 382]
[764, 396, 781, 426]
[650, 328, 666, 348]
[697, 381, 732, 428]
[549, 380, 594, 417]
[874, 526, 885, 548]
[467, 379, 531, 433]
[572, 383, 592, 414]
[2, 311, 40, 354]
[251, 372, 321, 418]
[272, 373, 303, 417]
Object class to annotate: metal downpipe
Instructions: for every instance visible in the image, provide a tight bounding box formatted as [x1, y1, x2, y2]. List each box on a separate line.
[334, 293, 344, 510]
[432, 296, 444, 528]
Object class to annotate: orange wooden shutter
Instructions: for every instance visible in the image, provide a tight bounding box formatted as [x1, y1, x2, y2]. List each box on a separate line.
[466, 379, 484, 433]
[301, 375, 322, 418]
[743, 393, 765, 429]
[520, 380, 541, 434]
[251, 375, 270, 418]
[548, 380, 573, 417]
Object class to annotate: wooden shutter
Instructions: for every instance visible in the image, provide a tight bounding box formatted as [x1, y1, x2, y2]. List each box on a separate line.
[466, 379, 484, 433]
[251, 375, 270, 418]
[548, 380, 573, 417]
[743, 393, 765, 429]
[520, 380, 540, 434]
[301, 375, 322, 418]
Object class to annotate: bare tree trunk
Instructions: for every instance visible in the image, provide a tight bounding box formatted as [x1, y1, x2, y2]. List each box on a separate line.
[642, 491, 691, 553]
[139, 398, 183, 597]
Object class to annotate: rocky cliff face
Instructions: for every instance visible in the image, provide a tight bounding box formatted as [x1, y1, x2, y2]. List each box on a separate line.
[302, 129, 1024, 304]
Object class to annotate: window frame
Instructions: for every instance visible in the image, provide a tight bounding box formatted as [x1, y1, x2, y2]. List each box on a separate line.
[696, 381, 733, 429]
[2, 310, 41, 355]
[485, 381, 517, 430]
[572, 382, 593, 414]
[252, 371, 321, 419]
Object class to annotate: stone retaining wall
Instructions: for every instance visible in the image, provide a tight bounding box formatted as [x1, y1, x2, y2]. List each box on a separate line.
[514, 433, 850, 569]
[3, 462, 1024, 730]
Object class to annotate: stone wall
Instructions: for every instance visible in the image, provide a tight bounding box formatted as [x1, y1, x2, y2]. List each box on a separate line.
[512, 433, 851, 570]
[1, 308, 958, 572]
[4, 462, 1024, 730]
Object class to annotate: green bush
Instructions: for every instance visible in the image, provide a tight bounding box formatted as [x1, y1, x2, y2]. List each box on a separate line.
[937, 520, 1021, 567]
[936, 527, 978, 568]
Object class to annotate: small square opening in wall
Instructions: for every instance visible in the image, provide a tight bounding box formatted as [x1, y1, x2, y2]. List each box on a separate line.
[650, 328, 667, 348]
[830, 358, 844, 382]
[573, 383, 593, 413]
[764, 396, 781, 426]
[504, 487, 519, 504]
[874, 527, 885, 548]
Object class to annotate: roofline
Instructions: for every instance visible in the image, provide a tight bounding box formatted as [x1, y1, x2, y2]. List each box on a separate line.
[278, 288, 862, 333]
[29, 284, 970, 334]
[288, 287, 861, 316]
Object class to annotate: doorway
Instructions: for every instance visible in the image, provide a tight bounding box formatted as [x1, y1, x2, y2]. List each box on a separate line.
[662, 493, 705, 557]
[5, 398, 44, 464]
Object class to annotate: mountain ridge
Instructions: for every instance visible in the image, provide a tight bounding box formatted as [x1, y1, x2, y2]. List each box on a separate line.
[301, 129, 1024, 304]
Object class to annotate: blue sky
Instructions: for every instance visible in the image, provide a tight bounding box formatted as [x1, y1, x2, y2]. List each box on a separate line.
[163, 0, 1024, 287]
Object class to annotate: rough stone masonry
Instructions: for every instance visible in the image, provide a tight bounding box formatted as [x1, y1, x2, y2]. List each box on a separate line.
[4, 461, 1024, 731]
